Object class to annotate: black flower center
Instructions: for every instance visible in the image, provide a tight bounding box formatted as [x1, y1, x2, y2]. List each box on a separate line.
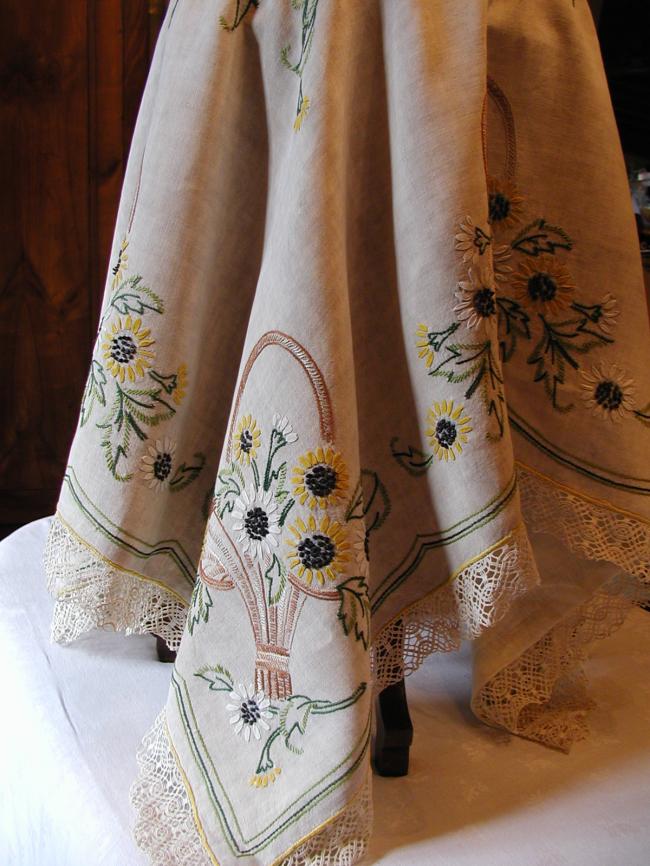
[239, 428, 253, 453]
[594, 380, 623, 411]
[527, 272, 558, 303]
[435, 418, 457, 449]
[240, 699, 261, 725]
[153, 452, 172, 481]
[244, 506, 269, 540]
[305, 463, 337, 498]
[473, 287, 496, 317]
[111, 334, 138, 364]
[298, 533, 335, 571]
[489, 192, 511, 223]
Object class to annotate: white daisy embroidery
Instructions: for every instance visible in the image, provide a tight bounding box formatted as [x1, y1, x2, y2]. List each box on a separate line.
[232, 484, 282, 561]
[227, 684, 273, 742]
[140, 437, 176, 490]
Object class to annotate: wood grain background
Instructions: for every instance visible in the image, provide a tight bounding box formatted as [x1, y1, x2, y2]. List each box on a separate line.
[0, 1, 168, 537]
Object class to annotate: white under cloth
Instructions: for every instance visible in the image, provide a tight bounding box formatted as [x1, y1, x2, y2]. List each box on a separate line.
[2, 517, 649, 866]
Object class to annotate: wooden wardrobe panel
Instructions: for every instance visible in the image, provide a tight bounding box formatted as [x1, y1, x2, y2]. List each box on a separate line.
[0, 1, 165, 533]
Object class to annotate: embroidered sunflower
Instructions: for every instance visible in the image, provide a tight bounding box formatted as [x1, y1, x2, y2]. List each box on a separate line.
[511, 256, 575, 316]
[580, 362, 636, 422]
[292, 447, 349, 509]
[293, 95, 311, 132]
[286, 513, 350, 585]
[231, 484, 282, 561]
[454, 267, 497, 329]
[140, 437, 176, 489]
[171, 363, 188, 406]
[102, 315, 155, 383]
[487, 176, 525, 228]
[234, 414, 262, 465]
[454, 216, 492, 264]
[227, 684, 273, 743]
[426, 401, 472, 461]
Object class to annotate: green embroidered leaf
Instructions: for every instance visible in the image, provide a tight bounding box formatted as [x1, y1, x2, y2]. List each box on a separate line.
[187, 581, 213, 635]
[264, 553, 286, 605]
[345, 470, 391, 535]
[389, 438, 433, 476]
[497, 296, 531, 362]
[169, 453, 206, 493]
[527, 315, 611, 412]
[194, 661, 234, 693]
[80, 360, 107, 426]
[279, 696, 313, 753]
[280, 44, 292, 69]
[278, 498, 295, 527]
[110, 275, 164, 315]
[336, 577, 371, 650]
[429, 339, 506, 439]
[510, 219, 573, 257]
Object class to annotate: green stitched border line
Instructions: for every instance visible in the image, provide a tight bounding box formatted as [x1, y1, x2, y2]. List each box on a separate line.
[62, 465, 197, 585]
[370, 468, 518, 611]
[171, 670, 371, 855]
[508, 410, 650, 494]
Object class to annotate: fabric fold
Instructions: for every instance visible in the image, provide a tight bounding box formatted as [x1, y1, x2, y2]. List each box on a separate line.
[43, 1, 649, 864]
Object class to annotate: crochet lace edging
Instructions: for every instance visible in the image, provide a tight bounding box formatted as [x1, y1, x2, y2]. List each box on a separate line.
[43, 513, 187, 651]
[130, 712, 373, 866]
[370, 521, 540, 690]
[470, 465, 650, 752]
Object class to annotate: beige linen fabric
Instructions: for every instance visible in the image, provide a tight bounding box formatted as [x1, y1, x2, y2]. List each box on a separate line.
[44, 1, 650, 864]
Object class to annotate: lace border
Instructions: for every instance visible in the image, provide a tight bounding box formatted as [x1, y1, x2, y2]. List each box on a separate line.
[371, 521, 540, 690]
[470, 464, 650, 752]
[130, 712, 373, 866]
[43, 513, 187, 651]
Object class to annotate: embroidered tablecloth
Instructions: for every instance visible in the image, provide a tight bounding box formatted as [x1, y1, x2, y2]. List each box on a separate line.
[44, 2, 650, 864]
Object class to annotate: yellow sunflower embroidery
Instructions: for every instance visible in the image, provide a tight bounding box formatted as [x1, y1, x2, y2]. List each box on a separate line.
[102, 315, 155, 383]
[291, 446, 349, 509]
[415, 322, 436, 369]
[233, 414, 262, 465]
[172, 363, 188, 406]
[286, 513, 350, 585]
[426, 400, 472, 461]
[511, 255, 575, 316]
[487, 175, 525, 229]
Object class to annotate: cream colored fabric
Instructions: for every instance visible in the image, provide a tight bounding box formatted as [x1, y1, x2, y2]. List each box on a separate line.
[43, 1, 650, 864]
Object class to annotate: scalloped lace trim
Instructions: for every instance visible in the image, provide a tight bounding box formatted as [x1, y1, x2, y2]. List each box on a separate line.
[371, 521, 540, 689]
[471, 466, 650, 751]
[43, 514, 187, 651]
[130, 712, 372, 866]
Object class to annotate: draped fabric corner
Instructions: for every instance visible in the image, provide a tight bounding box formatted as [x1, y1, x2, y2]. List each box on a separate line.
[44, 1, 650, 864]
